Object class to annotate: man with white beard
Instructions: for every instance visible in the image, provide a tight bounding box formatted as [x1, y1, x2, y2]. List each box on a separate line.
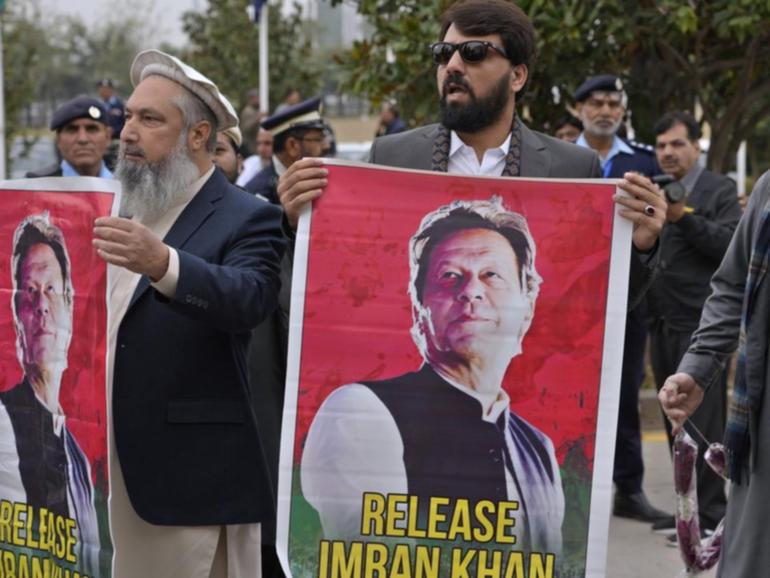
[91, 49, 285, 577]
[573, 74, 669, 528]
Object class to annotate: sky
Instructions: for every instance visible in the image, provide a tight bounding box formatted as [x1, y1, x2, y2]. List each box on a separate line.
[38, 0, 202, 48]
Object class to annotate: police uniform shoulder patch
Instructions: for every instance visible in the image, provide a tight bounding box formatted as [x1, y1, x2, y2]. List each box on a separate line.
[628, 140, 655, 154]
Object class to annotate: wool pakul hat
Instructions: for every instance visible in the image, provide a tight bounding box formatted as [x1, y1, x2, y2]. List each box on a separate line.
[573, 74, 625, 102]
[222, 126, 243, 149]
[129, 49, 239, 130]
[261, 96, 325, 137]
[50, 96, 109, 131]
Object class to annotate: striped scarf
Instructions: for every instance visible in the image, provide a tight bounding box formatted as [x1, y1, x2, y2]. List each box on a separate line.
[430, 115, 523, 176]
[726, 202, 770, 482]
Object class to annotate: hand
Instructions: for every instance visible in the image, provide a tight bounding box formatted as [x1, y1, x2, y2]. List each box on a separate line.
[278, 158, 329, 230]
[666, 199, 687, 223]
[614, 172, 667, 252]
[93, 217, 170, 281]
[658, 372, 704, 434]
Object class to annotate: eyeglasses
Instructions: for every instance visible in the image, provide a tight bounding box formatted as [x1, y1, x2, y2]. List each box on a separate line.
[300, 136, 324, 144]
[429, 41, 508, 65]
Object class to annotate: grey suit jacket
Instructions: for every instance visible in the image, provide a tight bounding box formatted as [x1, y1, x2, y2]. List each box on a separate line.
[370, 122, 600, 178]
[369, 122, 654, 308]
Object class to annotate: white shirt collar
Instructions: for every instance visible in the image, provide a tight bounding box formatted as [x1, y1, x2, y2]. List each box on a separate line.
[432, 366, 511, 424]
[449, 130, 511, 158]
[30, 388, 66, 437]
[272, 155, 288, 176]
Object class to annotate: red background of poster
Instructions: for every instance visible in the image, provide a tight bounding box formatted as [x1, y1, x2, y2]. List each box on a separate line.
[0, 189, 114, 487]
[293, 165, 617, 469]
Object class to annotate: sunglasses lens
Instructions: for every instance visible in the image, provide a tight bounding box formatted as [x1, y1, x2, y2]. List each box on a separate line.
[432, 43, 455, 65]
[460, 42, 488, 63]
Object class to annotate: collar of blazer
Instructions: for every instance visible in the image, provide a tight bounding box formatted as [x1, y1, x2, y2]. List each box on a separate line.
[422, 120, 552, 178]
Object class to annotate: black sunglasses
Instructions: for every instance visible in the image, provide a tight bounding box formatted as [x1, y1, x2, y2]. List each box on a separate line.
[429, 41, 508, 65]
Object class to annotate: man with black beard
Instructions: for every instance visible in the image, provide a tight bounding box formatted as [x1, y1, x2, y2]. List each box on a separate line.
[275, 0, 667, 556]
[278, 0, 665, 304]
[91, 49, 285, 577]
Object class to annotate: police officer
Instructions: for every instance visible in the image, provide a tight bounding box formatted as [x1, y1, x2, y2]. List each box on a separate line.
[244, 96, 325, 204]
[245, 96, 326, 578]
[97, 78, 126, 137]
[27, 95, 113, 179]
[574, 74, 669, 526]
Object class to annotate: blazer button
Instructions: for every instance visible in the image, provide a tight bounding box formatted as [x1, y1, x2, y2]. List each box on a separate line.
[185, 294, 193, 304]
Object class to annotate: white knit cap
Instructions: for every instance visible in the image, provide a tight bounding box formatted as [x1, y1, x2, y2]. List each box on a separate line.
[130, 49, 239, 130]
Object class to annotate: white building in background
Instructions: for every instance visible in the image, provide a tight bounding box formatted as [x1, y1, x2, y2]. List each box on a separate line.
[284, 0, 370, 50]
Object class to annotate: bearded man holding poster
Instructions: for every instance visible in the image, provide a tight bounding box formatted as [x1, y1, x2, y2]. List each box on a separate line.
[302, 198, 563, 554]
[91, 49, 285, 577]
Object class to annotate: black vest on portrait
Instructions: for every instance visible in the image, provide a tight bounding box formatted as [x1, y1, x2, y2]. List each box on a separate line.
[0, 379, 72, 516]
[362, 365, 556, 546]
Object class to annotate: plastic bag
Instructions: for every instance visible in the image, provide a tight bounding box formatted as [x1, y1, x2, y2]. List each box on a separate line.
[673, 430, 726, 576]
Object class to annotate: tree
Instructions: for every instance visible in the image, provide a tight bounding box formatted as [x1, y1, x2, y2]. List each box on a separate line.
[1, 1, 48, 166]
[332, 0, 770, 174]
[182, 0, 324, 112]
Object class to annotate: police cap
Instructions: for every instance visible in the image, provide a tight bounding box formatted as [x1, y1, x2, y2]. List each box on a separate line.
[573, 74, 625, 102]
[261, 96, 324, 137]
[50, 95, 109, 131]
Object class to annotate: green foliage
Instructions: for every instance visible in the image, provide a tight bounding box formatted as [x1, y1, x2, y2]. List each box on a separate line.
[332, 0, 770, 174]
[331, 0, 451, 127]
[1, 2, 48, 169]
[35, 5, 155, 103]
[2, 0, 157, 171]
[182, 0, 323, 112]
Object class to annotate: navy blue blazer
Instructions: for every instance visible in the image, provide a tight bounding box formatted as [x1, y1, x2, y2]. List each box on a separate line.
[244, 162, 280, 205]
[113, 168, 286, 526]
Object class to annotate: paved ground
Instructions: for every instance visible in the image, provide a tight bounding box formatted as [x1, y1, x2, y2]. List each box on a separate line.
[605, 404, 719, 578]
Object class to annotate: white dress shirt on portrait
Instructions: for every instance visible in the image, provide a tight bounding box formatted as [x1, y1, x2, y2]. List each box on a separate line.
[301, 374, 526, 546]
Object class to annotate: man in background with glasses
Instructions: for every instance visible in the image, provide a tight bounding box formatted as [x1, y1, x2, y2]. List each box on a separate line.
[244, 96, 326, 205]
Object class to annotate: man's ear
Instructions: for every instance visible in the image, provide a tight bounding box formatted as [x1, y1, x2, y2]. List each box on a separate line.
[511, 64, 528, 94]
[188, 120, 213, 153]
[284, 135, 302, 159]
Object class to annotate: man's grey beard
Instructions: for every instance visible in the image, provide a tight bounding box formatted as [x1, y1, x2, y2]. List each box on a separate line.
[115, 137, 199, 223]
[581, 115, 623, 138]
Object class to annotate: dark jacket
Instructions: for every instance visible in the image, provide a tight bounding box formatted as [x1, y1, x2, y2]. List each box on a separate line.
[113, 168, 286, 525]
[646, 169, 742, 331]
[244, 162, 280, 205]
[26, 163, 62, 178]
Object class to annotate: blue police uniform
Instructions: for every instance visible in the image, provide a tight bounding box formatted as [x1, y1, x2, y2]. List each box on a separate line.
[244, 162, 280, 205]
[574, 72, 666, 523]
[577, 132, 661, 506]
[103, 95, 125, 137]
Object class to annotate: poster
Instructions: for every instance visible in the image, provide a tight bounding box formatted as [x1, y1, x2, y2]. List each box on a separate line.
[278, 161, 631, 578]
[0, 177, 120, 578]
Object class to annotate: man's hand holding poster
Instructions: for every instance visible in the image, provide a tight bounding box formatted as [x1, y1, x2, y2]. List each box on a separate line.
[0, 178, 119, 578]
[278, 161, 632, 578]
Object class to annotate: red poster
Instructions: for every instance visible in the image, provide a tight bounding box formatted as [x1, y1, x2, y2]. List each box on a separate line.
[0, 178, 119, 578]
[278, 162, 631, 578]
